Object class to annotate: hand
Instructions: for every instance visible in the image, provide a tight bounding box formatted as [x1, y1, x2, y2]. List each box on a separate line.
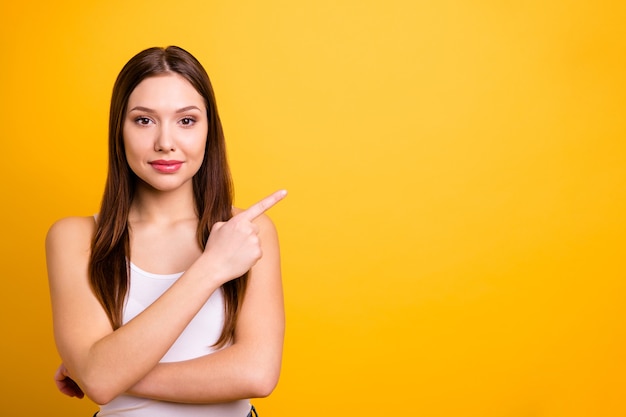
[204, 190, 287, 283]
[54, 363, 84, 399]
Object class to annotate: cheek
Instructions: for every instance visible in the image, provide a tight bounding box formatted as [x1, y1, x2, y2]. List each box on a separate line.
[122, 137, 135, 160]
[122, 124, 151, 161]
[122, 126, 133, 158]
[197, 138, 207, 156]
[191, 143, 207, 170]
[122, 136, 143, 170]
[189, 129, 208, 159]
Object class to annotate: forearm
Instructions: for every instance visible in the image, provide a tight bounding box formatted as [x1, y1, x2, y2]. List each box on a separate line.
[62, 262, 223, 404]
[127, 216, 285, 404]
[49, 194, 286, 405]
[89, 274, 216, 383]
[127, 341, 283, 403]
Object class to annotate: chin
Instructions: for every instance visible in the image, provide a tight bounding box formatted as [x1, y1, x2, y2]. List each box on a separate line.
[136, 176, 194, 193]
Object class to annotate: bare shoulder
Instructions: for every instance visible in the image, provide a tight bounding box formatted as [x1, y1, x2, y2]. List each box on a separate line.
[46, 216, 96, 254]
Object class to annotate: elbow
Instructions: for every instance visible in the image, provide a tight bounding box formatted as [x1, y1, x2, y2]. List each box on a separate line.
[249, 378, 277, 399]
[82, 383, 118, 406]
[57, 366, 117, 405]
[80, 373, 123, 405]
[247, 366, 281, 398]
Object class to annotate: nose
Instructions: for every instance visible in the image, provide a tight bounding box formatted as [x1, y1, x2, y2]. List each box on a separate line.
[154, 122, 176, 152]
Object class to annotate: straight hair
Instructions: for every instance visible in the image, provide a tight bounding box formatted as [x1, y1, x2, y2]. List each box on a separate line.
[89, 46, 245, 348]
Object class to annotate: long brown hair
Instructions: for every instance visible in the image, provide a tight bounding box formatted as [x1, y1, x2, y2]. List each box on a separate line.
[89, 46, 245, 348]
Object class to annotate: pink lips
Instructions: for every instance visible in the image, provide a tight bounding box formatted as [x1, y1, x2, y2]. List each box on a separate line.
[149, 159, 183, 173]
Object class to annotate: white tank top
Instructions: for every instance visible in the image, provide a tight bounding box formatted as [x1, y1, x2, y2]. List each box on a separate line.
[97, 262, 251, 417]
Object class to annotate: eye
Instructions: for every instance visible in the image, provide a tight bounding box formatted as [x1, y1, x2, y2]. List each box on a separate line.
[135, 117, 153, 126]
[180, 117, 196, 126]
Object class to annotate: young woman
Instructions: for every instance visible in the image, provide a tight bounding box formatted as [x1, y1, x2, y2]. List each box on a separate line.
[46, 46, 286, 417]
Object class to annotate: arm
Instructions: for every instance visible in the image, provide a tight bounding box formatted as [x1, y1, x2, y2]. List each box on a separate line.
[47, 190, 285, 405]
[47, 217, 226, 404]
[126, 213, 285, 403]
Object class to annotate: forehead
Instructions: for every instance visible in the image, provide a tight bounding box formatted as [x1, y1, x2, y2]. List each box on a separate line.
[127, 73, 205, 110]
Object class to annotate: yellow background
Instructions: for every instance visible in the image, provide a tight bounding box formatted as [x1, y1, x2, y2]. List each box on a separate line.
[1, 0, 625, 415]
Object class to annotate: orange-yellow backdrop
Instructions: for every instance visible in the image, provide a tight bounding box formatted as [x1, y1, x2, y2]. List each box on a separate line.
[1, 1, 625, 416]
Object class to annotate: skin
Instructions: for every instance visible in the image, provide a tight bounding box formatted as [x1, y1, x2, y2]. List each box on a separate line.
[47, 73, 286, 405]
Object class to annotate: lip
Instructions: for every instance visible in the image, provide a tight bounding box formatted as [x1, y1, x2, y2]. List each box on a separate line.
[149, 159, 184, 173]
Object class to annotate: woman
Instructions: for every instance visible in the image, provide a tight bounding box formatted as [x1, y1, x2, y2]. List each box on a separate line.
[46, 46, 286, 417]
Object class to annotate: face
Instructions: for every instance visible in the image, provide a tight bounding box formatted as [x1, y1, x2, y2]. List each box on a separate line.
[123, 73, 208, 193]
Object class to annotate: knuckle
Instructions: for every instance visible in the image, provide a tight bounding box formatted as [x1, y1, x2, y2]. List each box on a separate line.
[251, 247, 262, 260]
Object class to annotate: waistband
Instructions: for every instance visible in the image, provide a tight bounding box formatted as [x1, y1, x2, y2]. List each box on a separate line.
[94, 404, 257, 417]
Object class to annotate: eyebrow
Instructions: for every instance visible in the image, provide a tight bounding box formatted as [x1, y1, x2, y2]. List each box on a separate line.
[128, 105, 203, 113]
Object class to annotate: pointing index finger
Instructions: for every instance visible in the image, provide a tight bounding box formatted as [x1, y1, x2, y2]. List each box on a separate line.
[238, 190, 287, 221]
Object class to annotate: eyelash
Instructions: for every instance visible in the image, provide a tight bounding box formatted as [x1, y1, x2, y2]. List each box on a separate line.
[135, 116, 153, 125]
[180, 117, 196, 126]
[133, 117, 197, 126]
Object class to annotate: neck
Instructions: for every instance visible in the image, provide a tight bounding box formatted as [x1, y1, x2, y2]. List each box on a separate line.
[129, 181, 197, 223]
